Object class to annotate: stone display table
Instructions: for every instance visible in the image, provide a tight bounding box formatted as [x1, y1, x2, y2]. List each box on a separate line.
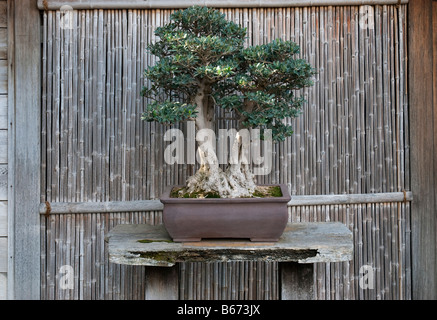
[106, 222, 353, 300]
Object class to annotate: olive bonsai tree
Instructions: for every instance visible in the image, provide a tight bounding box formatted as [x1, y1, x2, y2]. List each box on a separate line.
[141, 6, 315, 198]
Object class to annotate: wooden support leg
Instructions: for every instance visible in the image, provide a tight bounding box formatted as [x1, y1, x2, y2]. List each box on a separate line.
[145, 265, 179, 300]
[280, 263, 314, 300]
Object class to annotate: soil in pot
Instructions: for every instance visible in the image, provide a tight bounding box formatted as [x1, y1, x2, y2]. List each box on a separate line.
[170, 185, 283, 199]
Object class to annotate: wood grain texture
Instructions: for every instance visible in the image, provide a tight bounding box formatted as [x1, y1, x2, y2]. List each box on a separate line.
[39, 200, 164, 214]
[0, 201, 6, 236]
[0, 1, 6, 28]
[0, 95, 7, 129]
[281, 263, 314, 300]
[0, 237, 6, 272]
[409, 0, 437, 300]
[6, 0, 14, 301]
[38, 192, 412, 215]
[11, 0, 41, 300]
[145, 266, 178, 300]
[433, 0, 437, 301]
[0, 272, 6, 300]
[0, 60, 7, 94]
[0, 164, 6, 201]
[36, 0, 409, 10]
[0, 129, 7, 163]
[0, 28, 7, 60]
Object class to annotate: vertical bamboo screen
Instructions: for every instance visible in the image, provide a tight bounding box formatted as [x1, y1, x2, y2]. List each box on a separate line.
[40, 5, 410, 299]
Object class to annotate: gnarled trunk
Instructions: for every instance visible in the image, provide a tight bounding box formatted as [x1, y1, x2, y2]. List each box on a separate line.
[184, 82, 257, 198]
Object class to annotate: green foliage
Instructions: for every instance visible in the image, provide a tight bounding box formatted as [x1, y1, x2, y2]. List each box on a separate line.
[141, 6, 315, 141]
[141, 101, 197, 124]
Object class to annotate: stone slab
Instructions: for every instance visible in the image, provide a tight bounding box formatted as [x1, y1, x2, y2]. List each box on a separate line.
[106, 222, 353, 267]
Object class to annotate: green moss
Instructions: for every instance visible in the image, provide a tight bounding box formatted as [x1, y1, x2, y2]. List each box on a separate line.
[170, 185, 282, 198]
[135, 252, 177, 264]
[269, 186, 283, 197]
[251, 186, 282, 198]
[170, 187, 221, 198]
[137, 239, 174, 244]
[170, 187, 183, 198]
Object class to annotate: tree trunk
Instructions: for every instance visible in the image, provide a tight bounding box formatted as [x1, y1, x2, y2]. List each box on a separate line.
[184, 82, 257, 198]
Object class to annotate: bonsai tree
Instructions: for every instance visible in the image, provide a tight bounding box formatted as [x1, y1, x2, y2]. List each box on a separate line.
[141, 6, 315, 198]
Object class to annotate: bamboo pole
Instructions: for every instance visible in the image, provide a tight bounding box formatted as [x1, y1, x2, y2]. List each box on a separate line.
[38, 191, 412, 214]
[37, 0, 410, 10]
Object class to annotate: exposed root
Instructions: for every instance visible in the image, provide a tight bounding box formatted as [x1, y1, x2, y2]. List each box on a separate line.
[185, 163, 256, 198]
[187, 121, 256, 198]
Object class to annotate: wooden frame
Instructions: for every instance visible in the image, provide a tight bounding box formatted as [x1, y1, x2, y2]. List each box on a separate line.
[38, 191, 413, 215]
[6, 0, 14, 300]
[409, 0, 437, 300]
[4, 0, 436, 300]
[36, 0, 409, 10]
[8, 0, 41, 300]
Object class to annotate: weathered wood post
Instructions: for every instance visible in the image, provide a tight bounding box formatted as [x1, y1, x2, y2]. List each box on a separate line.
[145, 267, 179, 300]
[280, 263, 314, 300]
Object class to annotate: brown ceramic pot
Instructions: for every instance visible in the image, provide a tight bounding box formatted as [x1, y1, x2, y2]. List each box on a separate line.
[160, 184, 291, 242]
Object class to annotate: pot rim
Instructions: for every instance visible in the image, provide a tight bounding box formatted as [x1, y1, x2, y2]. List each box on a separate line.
[160, 184, 291, 204]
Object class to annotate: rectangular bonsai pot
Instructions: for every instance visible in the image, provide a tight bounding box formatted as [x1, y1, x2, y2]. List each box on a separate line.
[160, 184, 291, 242]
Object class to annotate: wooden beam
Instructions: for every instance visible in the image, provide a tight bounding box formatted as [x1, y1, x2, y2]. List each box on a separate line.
[38, 192, 413, 215]
[287, 191, 413, 206]
[409, 0, 437, 300]
[39, 200, 164, 214]
[36, 0, 409, 10]
[433, 0, 437, 300]
[145, 267, 179, 300]
[6, 0, 14, 301]
[280, 263, 314, 300]
[10, 0, 41, 300]
[0, 202, 6, 236]
[0, 237, 6, 273]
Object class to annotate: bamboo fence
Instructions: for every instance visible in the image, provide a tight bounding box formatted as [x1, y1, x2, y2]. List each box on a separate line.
[40, 4, 410, 299]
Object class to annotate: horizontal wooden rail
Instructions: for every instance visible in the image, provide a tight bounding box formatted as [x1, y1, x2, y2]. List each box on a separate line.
[39, 200, 164, 214]
[37, 0, 409, 10]
[39, 191, 413, 215]
[287, 191, 413, 206]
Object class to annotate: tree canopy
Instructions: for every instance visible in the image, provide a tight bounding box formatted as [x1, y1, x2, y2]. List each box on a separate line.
[141, 6, 315, 142]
